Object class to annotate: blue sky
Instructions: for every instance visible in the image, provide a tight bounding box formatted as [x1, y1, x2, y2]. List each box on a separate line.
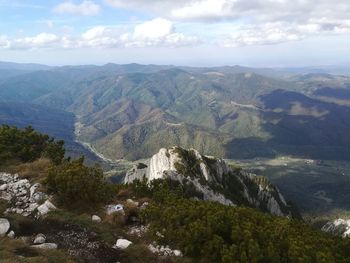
[0, 0, 350, 67]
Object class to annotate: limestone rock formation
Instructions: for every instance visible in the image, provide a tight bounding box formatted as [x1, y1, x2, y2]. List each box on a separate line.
[322, 219, 350, 237]
[124, 147, 295, 217]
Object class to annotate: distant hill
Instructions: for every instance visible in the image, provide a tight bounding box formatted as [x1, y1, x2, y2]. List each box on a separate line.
[1, 63, 350, 161]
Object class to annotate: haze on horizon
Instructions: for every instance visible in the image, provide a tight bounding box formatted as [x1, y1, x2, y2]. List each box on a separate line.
[0, 0, 350, 67]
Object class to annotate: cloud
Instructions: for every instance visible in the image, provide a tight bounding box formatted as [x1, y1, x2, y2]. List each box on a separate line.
[53, 0, 101, 16]
[219, 19, 350, 47]
[0, 18, 199, 50]
[105, 0, 350, 47]
[79, 18, 199, 48]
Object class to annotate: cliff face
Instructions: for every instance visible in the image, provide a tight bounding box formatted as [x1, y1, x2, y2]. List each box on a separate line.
[322, 219, 350, 237]
[124, 147, 296, 217]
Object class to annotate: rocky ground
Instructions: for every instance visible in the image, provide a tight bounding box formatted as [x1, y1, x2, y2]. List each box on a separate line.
[0, 172, 183, 262]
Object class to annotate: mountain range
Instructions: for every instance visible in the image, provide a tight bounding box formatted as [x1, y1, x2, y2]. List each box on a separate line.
[1, 62, 350, 162]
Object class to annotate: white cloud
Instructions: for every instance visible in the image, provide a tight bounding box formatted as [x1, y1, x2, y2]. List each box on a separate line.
[133, 18, 173, 40]
[54, 0, 100, 16]
[105, 0, 350, 47]
[220, 20, 350, 47]
[0, 18, 198, 50]
[78, 18, 199, 48]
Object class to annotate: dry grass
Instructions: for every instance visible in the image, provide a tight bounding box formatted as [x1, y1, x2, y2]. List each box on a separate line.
[16, 158, 52, 182]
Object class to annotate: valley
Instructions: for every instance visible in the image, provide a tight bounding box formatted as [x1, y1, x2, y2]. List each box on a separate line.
[2, 62, 350, 218]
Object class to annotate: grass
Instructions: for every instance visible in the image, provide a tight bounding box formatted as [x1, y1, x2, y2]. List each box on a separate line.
[0, 237, 74, 263]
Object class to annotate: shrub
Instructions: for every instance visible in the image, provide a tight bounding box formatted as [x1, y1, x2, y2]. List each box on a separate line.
[0, 125, 65, 165]
[45, 157, 116, 211]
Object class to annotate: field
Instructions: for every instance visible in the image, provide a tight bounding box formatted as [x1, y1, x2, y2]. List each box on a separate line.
[228, 157, 350, 221]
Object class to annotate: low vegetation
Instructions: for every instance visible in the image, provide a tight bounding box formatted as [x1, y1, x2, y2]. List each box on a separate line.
[134, 181, 350, 263]
[0, 125, 65, 165]
[45, 157, 116, 211]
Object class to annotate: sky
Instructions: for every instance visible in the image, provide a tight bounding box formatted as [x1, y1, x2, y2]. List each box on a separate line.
[0, 0, 350, 67]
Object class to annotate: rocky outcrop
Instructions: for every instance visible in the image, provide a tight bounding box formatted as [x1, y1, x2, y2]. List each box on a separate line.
[0, 173, 54, 217]
[322, 219, 350, 237]
[124, 147, 295, 217]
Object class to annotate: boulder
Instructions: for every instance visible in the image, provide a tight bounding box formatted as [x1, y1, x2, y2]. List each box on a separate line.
[106, 204, 124, 215]
[0, 184, 8, 191]
[0, 218, 10, 237]
[113, 239, 132, 249]
[31, 243, 58, 250]
[33, 233, 46, 244]
[7, 230, 15, 238]
[37, 200, 56, 216]
[92, 215, 102, 223]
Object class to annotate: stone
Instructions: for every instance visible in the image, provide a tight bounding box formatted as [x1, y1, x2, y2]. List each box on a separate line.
[30, 183, 41, 197]
[37, 200, 56, 216]
[33, 233, 46, 244]
[105, 204, 124, 215]
[92, 215, 102, 223]
[0, 184, 8, 191]
[7, 230, 15, 238]
[0, 218, 10, 237]
[113, 239, 132, 249]
[31, 243, 58, 250]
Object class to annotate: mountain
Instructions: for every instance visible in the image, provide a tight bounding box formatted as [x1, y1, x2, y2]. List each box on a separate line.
[1, 63, 350, 162]
[125, 147, 299, 217]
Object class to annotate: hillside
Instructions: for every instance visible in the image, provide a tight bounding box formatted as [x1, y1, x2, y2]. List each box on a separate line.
[1, 63, 350, 162]
[1, 127, 350, 262]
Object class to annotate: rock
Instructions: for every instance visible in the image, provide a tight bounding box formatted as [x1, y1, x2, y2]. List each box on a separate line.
[37, 200, 56, 216]
[0, 184, 8, 191]
[148, 244, 182, 257]
[113, 239, 132, 249]
[32, 192, 48, 203]
[124, 147, 295, 217]
[140, 202, 149, 210]
[0, 218, 10, 237]
[92, 215, 102, 223]
[105, 204, 124, 215]
[33, 233, 46, 244]
[7, 230, 15, 238]
[31, 243, 58, 250]
[30, 183, 41, 197]
[322, 219, 350, 237]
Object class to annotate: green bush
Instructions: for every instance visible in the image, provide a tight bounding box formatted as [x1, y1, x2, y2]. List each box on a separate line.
[0, 125, 65, 165]
[140, 185, 350, 263]
[45, 157, 115, 211]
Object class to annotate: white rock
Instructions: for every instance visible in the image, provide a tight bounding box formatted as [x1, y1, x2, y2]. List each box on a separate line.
[7, 230, 15, 238]
[106, 204, 124, 215]
[37, 200, 56, 216]
[0, 218, 10, 237]
[31, 243, 58, 250]
[30, 183, 41, 197]
[0, 184, 8, 191]
[33, 233, 46, 244]
[113, 239, 132, 249]
[92, 215, 102, 223]
[173, 250, 183, 257]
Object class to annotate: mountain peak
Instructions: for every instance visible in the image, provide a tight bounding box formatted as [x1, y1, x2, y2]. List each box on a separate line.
[124, 146, 297, 217]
